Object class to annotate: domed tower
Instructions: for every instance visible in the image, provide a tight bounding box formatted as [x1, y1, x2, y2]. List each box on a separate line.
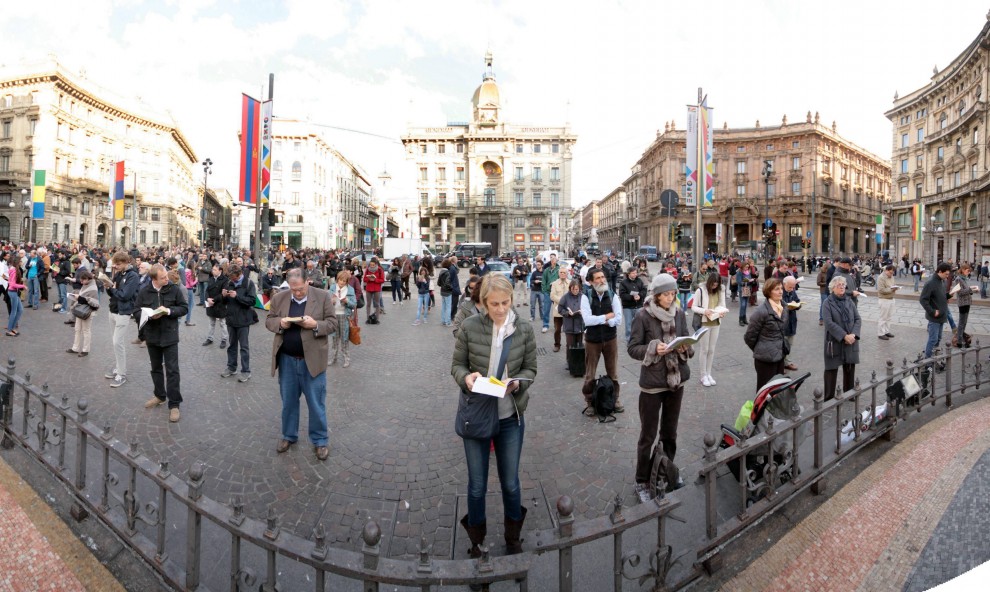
[471, 51, 500, 127]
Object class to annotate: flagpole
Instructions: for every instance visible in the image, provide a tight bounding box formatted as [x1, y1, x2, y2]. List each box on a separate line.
[110, 163, 116, 249]
[132, 172, 138, 248]
[694, 88, 704, 269]
[254, 74, 273, 263]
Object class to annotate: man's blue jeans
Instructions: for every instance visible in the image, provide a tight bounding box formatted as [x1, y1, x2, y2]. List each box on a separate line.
[623, 307, 639, 341]
[278, 353, 328, 446]
[26, 277, 40, 308]
[186, 288, 196, 323]
[462, 415, 525, 526]
[441, 294, 452, 325]
[540, 292, 552, 329]
[739, 293, 749, 320]
[914, 275, 921, 291]
[925, 321, 944, 359]
[198, 282, 207, 305]
[57, 283, 68, 311]
[530, 291, 545, 323]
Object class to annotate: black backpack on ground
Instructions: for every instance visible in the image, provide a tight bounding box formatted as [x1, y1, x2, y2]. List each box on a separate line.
[586, 375, 617, 423]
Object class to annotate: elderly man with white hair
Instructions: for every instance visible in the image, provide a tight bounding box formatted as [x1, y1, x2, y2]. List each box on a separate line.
[781, 275, 801, 371]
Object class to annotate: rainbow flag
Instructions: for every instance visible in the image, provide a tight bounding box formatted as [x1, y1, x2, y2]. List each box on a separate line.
[254, 292, 270, 310]
[32, 170, 46, 219]
[912, 203, 924, 241]
[239, 94, 260, 204]
[113, 161, 125, 220]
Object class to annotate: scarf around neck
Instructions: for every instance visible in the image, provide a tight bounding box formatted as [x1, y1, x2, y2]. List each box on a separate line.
[644, 299, 691, 388]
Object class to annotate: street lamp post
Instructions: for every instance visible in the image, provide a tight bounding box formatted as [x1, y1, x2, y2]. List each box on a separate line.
[201, 158, 212, 248]
[829, 208, 835, 258]
[21, 188, 31, 244]
[762, 159, 773, 261]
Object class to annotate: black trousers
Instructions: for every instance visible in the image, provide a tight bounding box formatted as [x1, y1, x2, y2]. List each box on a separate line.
[823, 364, 856, 401]
[2, 288, 10, 314]
[754, 359, 785, 392]
[635, 387, 684, 484]
[226, 325, 251, 373]
[39, 273, 49, 300]
[147, 343, 182, 409]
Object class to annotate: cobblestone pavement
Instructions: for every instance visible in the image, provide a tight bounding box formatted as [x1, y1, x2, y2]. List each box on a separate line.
[0, 269, 984, 564]
[720, 392, 990, 592]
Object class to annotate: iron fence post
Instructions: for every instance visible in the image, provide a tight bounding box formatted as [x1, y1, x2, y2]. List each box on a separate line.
[557, 496, 574, 592]
[811, 387, 827, 495]
[186, 462, 204, 591]
[74, 399, 88, 489]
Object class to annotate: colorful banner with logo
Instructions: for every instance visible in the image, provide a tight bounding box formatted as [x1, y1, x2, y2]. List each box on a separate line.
[260, 100, 272, 205]
[686, 101, 714, 208]
[875, 214, 884, 244]
[239, 94, 261, 204]
[911, 204, 924, 241]
[113, 161, 125, 220]
[32, 170, 46, 219]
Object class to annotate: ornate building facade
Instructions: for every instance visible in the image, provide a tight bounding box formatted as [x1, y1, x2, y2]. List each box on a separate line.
[885, 16, 990, 265]
[0, 59, 201, 246]
[630, 114, 890, 259]
[268, 119, 372, 250]
[402, 52, 577, 255]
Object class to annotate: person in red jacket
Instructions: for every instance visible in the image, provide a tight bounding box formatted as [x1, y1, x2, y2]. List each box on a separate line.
[363, 257, 386, 324]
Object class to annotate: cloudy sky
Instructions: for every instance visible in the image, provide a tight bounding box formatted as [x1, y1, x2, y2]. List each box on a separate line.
[2, 0, 986, 208]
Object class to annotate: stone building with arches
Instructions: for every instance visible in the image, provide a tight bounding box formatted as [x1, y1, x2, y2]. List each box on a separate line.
[0, 58, 200, 247]
[886, 16, 990, 266]
[402, 52, 576, 255]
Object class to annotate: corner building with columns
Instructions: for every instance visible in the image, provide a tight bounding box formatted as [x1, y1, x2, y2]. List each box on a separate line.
[402, 53, 576, 255]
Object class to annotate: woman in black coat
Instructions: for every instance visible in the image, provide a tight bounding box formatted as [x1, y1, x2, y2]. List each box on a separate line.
[821, 276, 861, 401]
[204, 263, 229, 347]
[743, 278, 790, 391]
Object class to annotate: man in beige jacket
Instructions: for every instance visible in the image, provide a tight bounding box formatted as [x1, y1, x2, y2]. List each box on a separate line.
[877, 264, 898, 340]
[265, 269, 338, 460]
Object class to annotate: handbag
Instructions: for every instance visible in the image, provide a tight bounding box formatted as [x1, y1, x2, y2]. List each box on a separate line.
[71, 302, 95, 320]
[348, 314, 361, 345]
[692, 312, 702, 331]
[455, 334, 514, 440]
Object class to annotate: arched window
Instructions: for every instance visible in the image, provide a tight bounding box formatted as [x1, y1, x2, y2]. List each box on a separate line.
[273, 160, 282, 179]
[951, 206, 962, 229]
[969, 203, 978, 226]
[0, 216, 9, 241]
[291, 161, 302, 180]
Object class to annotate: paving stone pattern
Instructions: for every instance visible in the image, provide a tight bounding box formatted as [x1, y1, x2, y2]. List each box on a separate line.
[1, 268, 982, 561]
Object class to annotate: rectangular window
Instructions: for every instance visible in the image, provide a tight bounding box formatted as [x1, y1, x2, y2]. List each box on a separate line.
[736, 184, 745, 196]
[1, 120, 10, 139]
[917, 128, 924, 142]
[456, 216, 466, 228]
[974, 128, 980, 145]
[792, 156, 800, 170]
[80, 201, 90, 215]
[484, 187, 495, 206]
[900, 159, 908, 173]
[937, 147, 944, 162]
[291, 192, 300, 205]
[736, 146, 745, 152]
[767, 183, 775, 197]
[514, 192, 523, 207]
[551, 192, 560, 207]
[151, 207, 161, 221]
[766, 144, 774, 151]
[916, 183, 922, 198]
[552, 143, 559, 153]
[456, 143, 464, 153]
[153, 231, 159, 244]
[901, 134, 908, 148]
[420, 192, 429, 206]
[792, 140, 800, 148]
[456, 166, 465, 180]
[533, 143, 541, 153]
[515, 217, 525, 228]
[791, 181, 801, 194]
[139, 229, 146, 244]
[532, 167, 542, 181]
[916, 155, 923, 168]
[953, 171, 961, 187]
[0, 155, 8, 172]
[936, 177, 943, 192]
[29, 118, 37, 135]
[420, 144, 427, 153]
[736, 161, 746, 174]
[294, 141, 301, 152]
[516, 144, 523, 153]
[550, 166, 560, 181]
[533, 192, 542, 207]
[419, 167, 428, 181]
[457, 193, 465, 208]
[437, 167, 446, 181]
[515, 167, 524, 181]
[438, 192, 447, 206]
[438, 143, 446, 154]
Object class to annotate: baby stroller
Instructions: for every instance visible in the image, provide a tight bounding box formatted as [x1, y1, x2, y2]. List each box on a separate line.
[720, 372, 811, 504]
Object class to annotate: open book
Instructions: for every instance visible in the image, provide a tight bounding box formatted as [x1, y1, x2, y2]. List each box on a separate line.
[666, 327, 709, 350]
[786, 301, 803, 310]
[471, 376, 534, 398]
[139, 306, 170, 328]
[283, 316, 304, 323]
[706, 305, 729, 320]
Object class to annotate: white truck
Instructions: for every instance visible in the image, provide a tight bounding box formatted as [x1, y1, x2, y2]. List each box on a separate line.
[384, 237, 435, 262]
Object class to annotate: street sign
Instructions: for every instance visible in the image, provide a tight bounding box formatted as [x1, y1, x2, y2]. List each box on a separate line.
[765, 218, 772, 228]
[806, 230, 812, 238]
[660, 189, 679, 215]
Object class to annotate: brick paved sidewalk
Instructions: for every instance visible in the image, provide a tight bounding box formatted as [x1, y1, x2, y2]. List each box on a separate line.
[721, 395, 990, 592]
[0, 455, 125, 592]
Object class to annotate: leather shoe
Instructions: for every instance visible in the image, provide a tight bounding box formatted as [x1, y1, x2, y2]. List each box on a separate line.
[885, 333, 895, 338]
[553, 345, 560, 352]
[314, 446, 329, 461]
[878, 334, 889, 340]
[784, 363, 798, 370]
[276, 439, 293, 453]
[613, 405, 625, 413]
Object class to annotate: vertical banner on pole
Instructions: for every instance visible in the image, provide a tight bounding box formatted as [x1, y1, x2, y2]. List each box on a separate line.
[239, 94, 260, 204]
[685, 106, 698, 208]
[32, 170, 46, 219]
[441, 218, 448, 243]
[911, 204, 924, 241]
[260, 100, 272, 205]
[113, 161, 125, 220]
[685, 104, 714, 208]
[875, 214, 884, 245]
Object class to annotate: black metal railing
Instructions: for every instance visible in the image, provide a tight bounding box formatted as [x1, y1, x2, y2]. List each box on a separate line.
[0, 354, 680, 591]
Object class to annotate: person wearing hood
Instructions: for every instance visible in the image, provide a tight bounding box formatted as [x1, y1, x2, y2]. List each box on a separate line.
[580, 267, 625, 413]
[452, 274, 537, 559]
[627, 273, 692, 503]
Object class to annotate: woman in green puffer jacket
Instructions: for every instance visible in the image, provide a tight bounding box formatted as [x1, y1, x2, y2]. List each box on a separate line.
[451, 274, 537, 560]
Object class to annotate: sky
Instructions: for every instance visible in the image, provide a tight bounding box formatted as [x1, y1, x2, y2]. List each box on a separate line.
[1, 0, 987, 209]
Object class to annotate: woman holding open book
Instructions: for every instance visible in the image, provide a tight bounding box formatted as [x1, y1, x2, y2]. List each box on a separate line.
[743, 278, 790, 391]
[690, 273, 726, 387]
[66, 270, 98, 357]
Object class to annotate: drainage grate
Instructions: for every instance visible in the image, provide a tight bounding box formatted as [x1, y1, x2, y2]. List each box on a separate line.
[537, 347, 549, 356]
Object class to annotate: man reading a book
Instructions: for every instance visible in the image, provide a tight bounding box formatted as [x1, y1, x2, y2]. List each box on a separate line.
[135, 264, 187, 423]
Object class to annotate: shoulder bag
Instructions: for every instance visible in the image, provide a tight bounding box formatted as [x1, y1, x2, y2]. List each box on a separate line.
[455, 333, 514, 440]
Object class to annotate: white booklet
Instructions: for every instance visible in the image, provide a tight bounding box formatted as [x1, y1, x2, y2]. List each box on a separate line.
[471, 376, 533, 398]
[666, 327, 709, 350]
[139, 306, 169, 329]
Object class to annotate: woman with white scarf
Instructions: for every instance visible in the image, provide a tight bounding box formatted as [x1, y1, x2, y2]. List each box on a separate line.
[452, 275, 537, 559]
[628, 273, 693, 504]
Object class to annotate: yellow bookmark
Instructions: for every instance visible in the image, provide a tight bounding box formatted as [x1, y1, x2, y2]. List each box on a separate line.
[489, 376, 506, 387]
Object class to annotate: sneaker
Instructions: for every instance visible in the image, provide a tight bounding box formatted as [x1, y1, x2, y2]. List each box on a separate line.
[634, 483, 653, 504]
[583, 406, 597, 417]
[219, 341, 228, 349]
[144, 397, 165, 409]
[542, 327, 548, 334]
[614, 405, 625, 413]
[878, 334, 889, 340]
[220, 369, 236, 378]
[238, 373, 251, 383]
[701, 375, 711, 387]
[202, 339, 213, 346]
[110, 376, 127, 388]
[412, 320, 421, 326]
[169, 408, 181, 423]
[708, 375, 717, 386]
[104, 370, 118, 380]
[672, 476, 685, 490]
[184, 321, 196, 327]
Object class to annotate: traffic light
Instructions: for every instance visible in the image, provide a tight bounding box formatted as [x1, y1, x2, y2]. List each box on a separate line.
[674, 223, 683, 241]
[267, 207, 277, 226]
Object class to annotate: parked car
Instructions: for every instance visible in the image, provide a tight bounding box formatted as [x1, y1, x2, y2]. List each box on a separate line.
[484, 259, 513, 282]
